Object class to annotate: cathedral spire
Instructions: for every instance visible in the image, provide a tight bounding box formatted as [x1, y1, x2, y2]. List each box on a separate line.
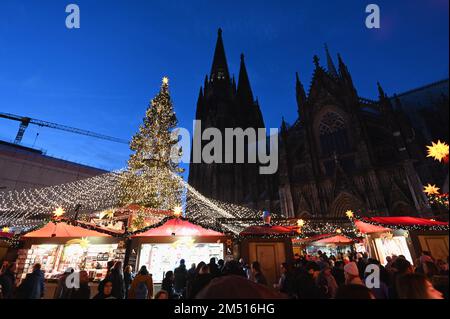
[324, 43, 338, 77]
[377, 81, 387, 99]
[195, 86, 204, 119]
[296, 72, 307, 119]
[237, 53, 254, 104]
[210, 28, 230, 82]
[337, 53, 355, 90]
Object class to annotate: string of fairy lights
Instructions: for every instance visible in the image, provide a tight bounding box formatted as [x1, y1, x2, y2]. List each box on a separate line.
[0, 166, 265, 236]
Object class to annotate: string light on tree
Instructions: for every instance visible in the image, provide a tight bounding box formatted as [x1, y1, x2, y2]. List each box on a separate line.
[120, 76, 183, 210]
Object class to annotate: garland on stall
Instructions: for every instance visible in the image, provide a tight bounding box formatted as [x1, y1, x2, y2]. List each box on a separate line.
[346, 211, 449, 232]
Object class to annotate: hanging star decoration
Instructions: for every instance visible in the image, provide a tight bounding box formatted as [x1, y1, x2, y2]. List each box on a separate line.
[173, 206, 183, 218]
[53, 207, 65, 218]
[423, 184, 449, 209]
[171, 237, 195, 249]
[297, 219, 305, 234]
[99, 209, 115, 220]
[2, 227, 10, 233]
[345, 210, 355, 219]
[426, 140, 449, 163]
[66, 237, 91, 249]
[424, 184, 440, 196]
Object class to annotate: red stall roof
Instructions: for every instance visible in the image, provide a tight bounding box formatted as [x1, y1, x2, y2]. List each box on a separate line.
[0, 231, 13, 239]
[314, 235, 355, 245]
[240, 225, 296, 237]
[23, 222, 112, 238]
[355, 216, 449, 234]
[133, 219, 225, 237]
[293, 234, 355, 245]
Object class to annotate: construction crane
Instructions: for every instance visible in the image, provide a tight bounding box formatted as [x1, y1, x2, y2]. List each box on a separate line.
[0, 112, 129, 145]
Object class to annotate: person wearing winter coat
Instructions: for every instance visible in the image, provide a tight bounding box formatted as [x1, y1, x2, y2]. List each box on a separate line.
[128, 266, 153, 299]
[0, 263, 16, 299]
[344, 262, 364, 286]
[109, 261, 125, 299]
[16, 263, 45, 299]
[174, 259, 188, 295]
[69, 271, 91, 299]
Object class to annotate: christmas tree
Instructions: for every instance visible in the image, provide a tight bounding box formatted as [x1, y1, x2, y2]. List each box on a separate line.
[120, 77, 183, 210]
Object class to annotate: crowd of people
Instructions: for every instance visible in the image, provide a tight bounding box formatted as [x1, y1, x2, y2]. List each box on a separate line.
[0, 250, 448, 299]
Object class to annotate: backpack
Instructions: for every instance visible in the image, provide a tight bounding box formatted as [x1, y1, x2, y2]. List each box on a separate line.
[134, 281, 148, 299]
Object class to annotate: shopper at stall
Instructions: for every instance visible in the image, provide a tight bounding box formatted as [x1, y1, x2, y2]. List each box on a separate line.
[93, 280, 115, 299]
[0, 263, 16, 299]
[316, 265, 339, 299]
[174, 259, 188, 296]
[16, 263, 45, 299]
[239, 258, 251, 279]
[161, 270, 177, 299]
[331, 260, 345, 287]
[344, 262, 364, 286]
[187, 263, 196, 281]
[128, 266, 153, 299]
[397, 273, 444, 299]
[97, 260, 116, 294]
[274, 263, 295, 297]
[70, 271, 91, 299]
[208, 258, 221, 278]
[295, 261, 324, 299]
[124, 265, 134, 299]
[217, 259, 225, 272]
[390, 257, 414, 299]
[54, 268, 74, 299]
[186, 264, 212, 299]
[109, 261, 125, 299]
[251, 261, 267, 286]
[437, 259, 449, 276]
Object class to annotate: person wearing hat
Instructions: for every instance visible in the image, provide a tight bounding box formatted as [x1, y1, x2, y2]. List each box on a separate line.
[344, 262, 364, 286]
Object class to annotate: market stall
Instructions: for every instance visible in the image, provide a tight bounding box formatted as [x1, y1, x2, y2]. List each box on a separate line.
[131, 218, 228, 283]
[16, 222, 125, 282]
[354, 216, 449, 265]
[292, 233, 358, 257]
[239, 225, 296, 287]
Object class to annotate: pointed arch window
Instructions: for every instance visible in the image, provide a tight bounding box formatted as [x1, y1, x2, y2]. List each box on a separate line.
[319, 111, 351, 157]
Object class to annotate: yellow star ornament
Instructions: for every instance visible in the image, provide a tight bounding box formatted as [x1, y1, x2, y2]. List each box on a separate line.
[426, 140, 449, 162]
[424, 184, 440, 196]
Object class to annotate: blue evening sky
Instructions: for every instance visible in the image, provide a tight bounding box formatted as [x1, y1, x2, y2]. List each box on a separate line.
[0, 0, 448, 175]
